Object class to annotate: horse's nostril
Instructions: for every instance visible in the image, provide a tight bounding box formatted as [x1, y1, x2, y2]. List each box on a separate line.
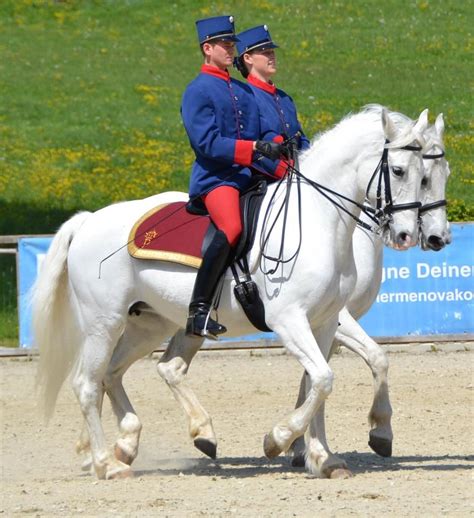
[398, 232, 409, 244]
[427, 235, 445, 251]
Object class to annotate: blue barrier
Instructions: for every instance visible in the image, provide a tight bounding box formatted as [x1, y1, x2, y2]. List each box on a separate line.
[17, 223, 473, 348]
[18, 237, 53, 348]
[359, 222, 473, 337]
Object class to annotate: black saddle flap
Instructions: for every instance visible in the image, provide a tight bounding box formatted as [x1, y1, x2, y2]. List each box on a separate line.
[234, 179, 268, 261]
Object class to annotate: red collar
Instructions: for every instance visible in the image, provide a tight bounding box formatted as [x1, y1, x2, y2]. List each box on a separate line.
[248, 74, 276, 95]
[201, 64, 230, 82]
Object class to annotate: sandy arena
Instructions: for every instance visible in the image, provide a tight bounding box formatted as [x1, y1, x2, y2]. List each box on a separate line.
[1, 344, 473, 517]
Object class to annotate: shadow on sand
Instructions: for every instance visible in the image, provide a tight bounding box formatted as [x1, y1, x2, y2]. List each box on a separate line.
[131, 452, 474, 479]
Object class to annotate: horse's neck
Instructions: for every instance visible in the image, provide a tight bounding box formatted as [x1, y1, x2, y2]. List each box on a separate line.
[299, 138, 379, 244]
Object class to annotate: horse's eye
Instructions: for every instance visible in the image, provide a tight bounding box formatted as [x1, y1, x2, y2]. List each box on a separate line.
[421, 177, 429, 187]
[392, 166, 404, 177]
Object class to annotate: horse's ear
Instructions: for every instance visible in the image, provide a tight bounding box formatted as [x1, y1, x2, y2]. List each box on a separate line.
[435, 113, 445, 136]
[413, 108, 429, 134]
[381, 108, 398, 141]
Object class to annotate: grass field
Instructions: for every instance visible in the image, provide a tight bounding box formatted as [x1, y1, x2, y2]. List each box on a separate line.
[0, 0, 473, 342]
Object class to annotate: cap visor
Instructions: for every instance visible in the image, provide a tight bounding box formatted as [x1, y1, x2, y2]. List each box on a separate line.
[206, 34, 240, 43]
[239, 41, 279, 55]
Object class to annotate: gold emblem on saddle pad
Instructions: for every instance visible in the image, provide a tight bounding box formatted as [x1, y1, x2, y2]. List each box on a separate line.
[143, 230, 158, 247]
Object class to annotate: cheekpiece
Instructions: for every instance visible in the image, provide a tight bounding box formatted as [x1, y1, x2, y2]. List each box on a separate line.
[236, 25, 279, 56]
[196, 15, 239, 44]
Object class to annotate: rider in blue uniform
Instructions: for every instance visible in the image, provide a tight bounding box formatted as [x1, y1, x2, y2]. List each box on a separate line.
[234, 25, 310, 152]
[181, 16, 288, 339]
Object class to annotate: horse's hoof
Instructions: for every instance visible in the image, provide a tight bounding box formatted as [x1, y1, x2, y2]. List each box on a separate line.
[368, 433, 392, 457]
[263, 432, 282, 458]
[194, 438, 217, 459]
[81, 456, 93, 472]
[328, 467, 353, 479]
[291, 453, 305, 467]
[106, 465, 133, 480]
[114, 444, 135, 466]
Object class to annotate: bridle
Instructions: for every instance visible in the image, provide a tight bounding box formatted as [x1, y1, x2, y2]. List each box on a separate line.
[364, 140, 423, 229]
[419, 147, 447, 214]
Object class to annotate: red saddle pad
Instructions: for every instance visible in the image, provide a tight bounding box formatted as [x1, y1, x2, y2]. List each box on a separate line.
[128, 202, 210, 269]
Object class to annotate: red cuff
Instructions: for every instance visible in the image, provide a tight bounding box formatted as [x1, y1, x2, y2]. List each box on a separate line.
[234, 140, 254, 166]
[274, 159, 291, 179]
[272, 135, 284, 144]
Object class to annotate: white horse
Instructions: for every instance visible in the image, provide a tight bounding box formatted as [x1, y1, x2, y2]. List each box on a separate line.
[289, 113, 451, 467]
[34, 105, 428, 479]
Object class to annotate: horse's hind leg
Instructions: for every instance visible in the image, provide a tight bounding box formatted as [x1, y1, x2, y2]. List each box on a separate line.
[156, 330, 217, 458]
[104, 312, 178, 466]
[72, 320, 132, 480]
[76, 398, 103, 473]
[75, 311, 178, 469]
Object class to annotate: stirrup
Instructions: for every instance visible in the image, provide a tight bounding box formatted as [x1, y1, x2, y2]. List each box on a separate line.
[185, 311, 227, 340]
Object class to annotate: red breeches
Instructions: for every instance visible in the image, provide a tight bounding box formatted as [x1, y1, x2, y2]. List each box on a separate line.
[203, 186, 242, 247]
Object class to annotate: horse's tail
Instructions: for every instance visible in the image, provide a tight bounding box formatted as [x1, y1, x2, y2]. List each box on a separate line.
[34, 211, 91, 422]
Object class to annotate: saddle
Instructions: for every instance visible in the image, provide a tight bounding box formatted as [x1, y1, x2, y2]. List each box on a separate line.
[128, 179, 271, 332]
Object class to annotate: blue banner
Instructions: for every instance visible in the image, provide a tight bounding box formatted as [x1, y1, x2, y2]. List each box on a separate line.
[359, 223, 473, 337]
[17, 224, 473, 347]
[18, 237, 52, 348]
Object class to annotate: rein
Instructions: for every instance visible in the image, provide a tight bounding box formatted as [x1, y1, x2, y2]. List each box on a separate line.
[259, 149, 303, 275]
[290, 139, 423, 232]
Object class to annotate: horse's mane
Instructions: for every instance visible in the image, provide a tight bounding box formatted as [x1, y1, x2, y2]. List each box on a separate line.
[300, 104, 417, 163]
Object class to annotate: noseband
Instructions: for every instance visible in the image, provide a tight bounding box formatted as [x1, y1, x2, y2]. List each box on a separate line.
[419, 149, 447, 214]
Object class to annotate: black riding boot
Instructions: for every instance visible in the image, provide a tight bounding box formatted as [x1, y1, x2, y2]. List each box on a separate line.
[186, 230, 232, 339]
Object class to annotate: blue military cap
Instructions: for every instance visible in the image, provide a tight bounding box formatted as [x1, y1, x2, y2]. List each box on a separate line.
[196, 15, 239, 45]
[236, 25, 279, 56]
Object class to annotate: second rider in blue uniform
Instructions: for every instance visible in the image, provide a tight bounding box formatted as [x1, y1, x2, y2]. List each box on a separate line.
[234, 25, 310, 153]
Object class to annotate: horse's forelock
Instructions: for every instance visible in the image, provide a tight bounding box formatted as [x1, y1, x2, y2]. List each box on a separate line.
[385, 125, 425, 150]
[423, 125, 445, 152]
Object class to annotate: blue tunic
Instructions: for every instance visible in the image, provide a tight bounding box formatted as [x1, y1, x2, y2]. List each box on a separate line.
[181, 65, 284, 198]
[247, 74, 310, 151]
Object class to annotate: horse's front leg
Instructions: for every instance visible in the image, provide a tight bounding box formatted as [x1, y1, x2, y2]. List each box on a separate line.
[287, 371, 307, 467]
[288, 322, 352, 478]
[337, 308, 393, 457]
[263, 313, 335, 474]
[156, 329, 217, 459]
